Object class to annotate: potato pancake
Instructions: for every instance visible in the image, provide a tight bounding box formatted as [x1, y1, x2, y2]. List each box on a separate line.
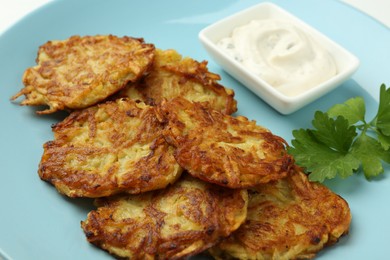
[119, 49, 237, 114]
[12, 35, 155, 114]
[81, 174, 248, 260]
[156, 97, 293, 189]
[39, 98, 182, 197]
[209, 166, 351, 260]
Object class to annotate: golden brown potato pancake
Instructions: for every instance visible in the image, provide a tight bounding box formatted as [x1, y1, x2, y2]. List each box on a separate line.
[39, 98, 182, 198]
[156, 97, 293, 189]
[119, 48, 237, 114]
[81, 174, 248, 260]
[209, 166, 351, 260]
[12, 35, 155, 114]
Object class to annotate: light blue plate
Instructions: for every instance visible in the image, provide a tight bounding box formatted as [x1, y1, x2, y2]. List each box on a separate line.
[1, 0, 389, 259]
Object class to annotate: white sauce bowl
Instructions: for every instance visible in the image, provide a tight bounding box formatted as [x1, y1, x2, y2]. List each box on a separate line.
[199, 2, 360, 114]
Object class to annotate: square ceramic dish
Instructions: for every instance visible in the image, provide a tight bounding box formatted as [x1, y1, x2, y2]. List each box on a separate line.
[199, 2, 360, 114]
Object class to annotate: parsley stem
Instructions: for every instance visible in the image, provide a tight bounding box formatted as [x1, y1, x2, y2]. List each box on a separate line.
[355, 124, 366, 130]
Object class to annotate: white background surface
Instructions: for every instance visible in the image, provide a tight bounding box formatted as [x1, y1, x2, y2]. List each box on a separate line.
[0, 0, 389, 35]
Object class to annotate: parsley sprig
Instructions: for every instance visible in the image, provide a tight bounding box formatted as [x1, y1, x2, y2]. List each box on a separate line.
[288, 84, 390, 182]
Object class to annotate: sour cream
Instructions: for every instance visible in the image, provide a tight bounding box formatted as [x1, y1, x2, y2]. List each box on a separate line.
[217, 19, 337, 96]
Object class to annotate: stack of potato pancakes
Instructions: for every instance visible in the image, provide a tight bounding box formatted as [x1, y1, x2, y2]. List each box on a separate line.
[12, 35, 351, 260]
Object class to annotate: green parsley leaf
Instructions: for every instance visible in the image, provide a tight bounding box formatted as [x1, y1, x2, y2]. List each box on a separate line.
[377, 130, 390, 150]
[289, 84, 390, 182]
[289, 129, 360, 182]
[327, 96, 365, 125]
[375, 84, 390, 136]
[311, 111, 357, 153]
[350, 132, 390, 178]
